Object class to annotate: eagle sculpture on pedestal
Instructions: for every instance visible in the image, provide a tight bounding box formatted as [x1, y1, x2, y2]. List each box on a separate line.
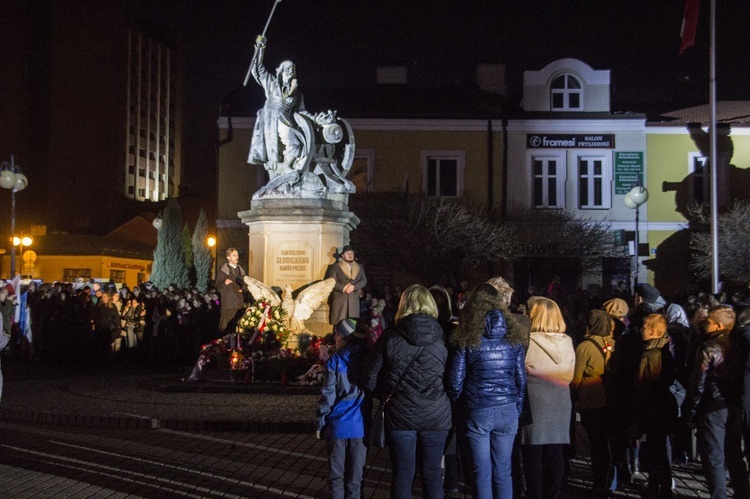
[243, 276, 335, 334]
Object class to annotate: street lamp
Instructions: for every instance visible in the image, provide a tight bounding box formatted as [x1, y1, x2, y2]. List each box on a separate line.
[13, 234, 33, 278]
[624, 185, 649, 291]
[0, 155, 29, 278]
[206, 235, 217, 279]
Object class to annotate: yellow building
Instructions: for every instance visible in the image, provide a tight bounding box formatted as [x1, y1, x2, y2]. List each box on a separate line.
[216, 81, 508, 279]
[1, 217, 156, 286]
[644, 102, 750, 295]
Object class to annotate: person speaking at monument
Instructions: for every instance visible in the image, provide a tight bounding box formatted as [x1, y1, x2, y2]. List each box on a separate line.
[216, 248, 248, 334]
[325, 246, 367, 329]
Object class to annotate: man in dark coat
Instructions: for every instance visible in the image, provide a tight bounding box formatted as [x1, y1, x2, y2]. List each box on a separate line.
[686, 305, 750, 499]
[215, 248, 247, 334]
[325, 245, 367, 329]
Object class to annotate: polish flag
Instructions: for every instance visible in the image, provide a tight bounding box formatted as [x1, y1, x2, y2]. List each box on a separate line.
[679, 0, 700, 55]
[6, 275, 21, 295]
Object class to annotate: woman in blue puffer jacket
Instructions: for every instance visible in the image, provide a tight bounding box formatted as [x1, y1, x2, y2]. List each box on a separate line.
[447, 283, 527, 499]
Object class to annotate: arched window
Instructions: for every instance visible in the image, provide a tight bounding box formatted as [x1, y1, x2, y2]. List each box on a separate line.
[551, 74, 582, 110]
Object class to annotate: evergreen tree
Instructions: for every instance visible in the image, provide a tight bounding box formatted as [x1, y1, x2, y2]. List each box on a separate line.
[182, 222, 194, 270]
[192, 208, 213, 293]
[150, 199, 190, 289]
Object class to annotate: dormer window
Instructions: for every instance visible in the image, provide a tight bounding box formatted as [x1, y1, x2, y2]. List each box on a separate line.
[551, 74, 582, 111]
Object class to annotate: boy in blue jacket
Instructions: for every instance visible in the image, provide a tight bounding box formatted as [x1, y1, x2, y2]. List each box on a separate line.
[316, 318, 369, 499]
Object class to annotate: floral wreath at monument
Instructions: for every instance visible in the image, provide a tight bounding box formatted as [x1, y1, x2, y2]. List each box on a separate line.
[236, 301, 291, 346]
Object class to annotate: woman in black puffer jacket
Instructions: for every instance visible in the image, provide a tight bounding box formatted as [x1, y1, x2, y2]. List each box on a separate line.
[447, 283, 527, 499]
[362, 284, 452, 499]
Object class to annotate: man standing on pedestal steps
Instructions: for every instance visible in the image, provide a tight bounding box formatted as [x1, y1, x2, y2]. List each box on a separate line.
[216, 248, 247, 335]
[325, 246, 367, 332]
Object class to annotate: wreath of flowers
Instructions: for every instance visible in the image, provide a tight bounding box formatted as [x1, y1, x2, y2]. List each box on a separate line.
[236, 301, 291, 346]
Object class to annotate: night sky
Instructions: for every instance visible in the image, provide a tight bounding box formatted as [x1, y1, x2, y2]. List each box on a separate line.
[125, 0, 750, 200]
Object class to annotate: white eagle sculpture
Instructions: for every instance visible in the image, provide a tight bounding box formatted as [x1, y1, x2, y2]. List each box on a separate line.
[243, 276, 336, 334]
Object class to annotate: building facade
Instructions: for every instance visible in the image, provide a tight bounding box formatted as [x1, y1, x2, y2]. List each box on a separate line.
[1, 1, 183, 237]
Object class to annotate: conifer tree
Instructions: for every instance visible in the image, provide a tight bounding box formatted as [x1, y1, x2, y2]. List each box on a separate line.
[192, 208, 213, 293]
[150, 199, 190, 289]
[182, 222, 194, 270]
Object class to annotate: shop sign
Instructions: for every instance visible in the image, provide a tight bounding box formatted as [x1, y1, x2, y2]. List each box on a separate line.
[614, 151, 644, 194]
[527, 134, 615, 149]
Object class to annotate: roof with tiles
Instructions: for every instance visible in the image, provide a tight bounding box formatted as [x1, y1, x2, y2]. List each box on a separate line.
[656, 101, 750, 125]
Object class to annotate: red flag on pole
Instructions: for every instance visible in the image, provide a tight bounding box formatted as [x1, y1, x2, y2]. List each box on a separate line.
[679, 0, 700, 55]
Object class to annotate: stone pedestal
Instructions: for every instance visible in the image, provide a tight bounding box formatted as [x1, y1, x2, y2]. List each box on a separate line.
[238, 198, 360, 337]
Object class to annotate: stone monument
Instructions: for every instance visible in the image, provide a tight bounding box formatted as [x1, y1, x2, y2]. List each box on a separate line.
[238, 34, 359, 336]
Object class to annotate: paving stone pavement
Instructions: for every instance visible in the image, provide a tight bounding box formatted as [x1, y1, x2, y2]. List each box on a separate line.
[0, 360, 735, 497]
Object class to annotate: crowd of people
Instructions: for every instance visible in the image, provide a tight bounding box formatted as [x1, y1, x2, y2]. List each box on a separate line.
[3, 268, 750, 498]
[0, 278, 223, 373]
[316, 277, 750, 499]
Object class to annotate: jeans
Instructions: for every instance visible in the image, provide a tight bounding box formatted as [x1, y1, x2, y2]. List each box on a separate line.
[522, 444, 565, 499]
[464, 403, 518, 499]
[326, 437, 367, 499]
[388, 429, 449, 499]
[697, 406, 750, 499]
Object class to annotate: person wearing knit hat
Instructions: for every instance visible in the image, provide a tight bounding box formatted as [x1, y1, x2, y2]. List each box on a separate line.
[317, 317, 369, 498]
[335, 318, 366, 341]
[573, 309, 617, 495]
[635, 282, 667, 310]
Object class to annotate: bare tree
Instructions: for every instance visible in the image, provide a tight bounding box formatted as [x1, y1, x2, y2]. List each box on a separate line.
[690, 201, 750, 283]
[351, 195, 516, 284]
[503, 205, 627, 276]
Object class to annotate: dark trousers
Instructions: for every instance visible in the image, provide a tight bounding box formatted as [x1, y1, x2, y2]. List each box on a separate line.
[580, 408, 615, 491]
[326, 437, 367, 499]
[388, 429, 448, 499]
[642, 429, 672, 496]
[697, 406, 750, 499]
[521, 444, 565, 499]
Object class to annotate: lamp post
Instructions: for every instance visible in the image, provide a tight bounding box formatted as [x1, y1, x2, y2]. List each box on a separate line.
[0, 155, 29, 278]
[206, 235, 217, 279]
[624, 185, 649, 292]
[13, 234, 33, 278]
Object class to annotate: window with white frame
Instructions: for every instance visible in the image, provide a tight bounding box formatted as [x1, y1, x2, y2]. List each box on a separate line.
[422, 151, 464, 197]
[349, 149, 375, 193]
[551, 74, 582, 111]
[532, 155, 565, 208]
[688, 152, 709, 204]
[578, 156, 609, 209]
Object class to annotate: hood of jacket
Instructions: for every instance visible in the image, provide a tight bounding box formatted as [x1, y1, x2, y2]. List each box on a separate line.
[666, 304, 689, 328]
[397, 314, 443, 346]
[483, 309, 507, 340]
[529, 331, 570, 364]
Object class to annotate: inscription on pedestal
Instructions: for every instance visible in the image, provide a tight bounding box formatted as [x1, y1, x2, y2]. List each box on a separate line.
[272, 243, 314, 285]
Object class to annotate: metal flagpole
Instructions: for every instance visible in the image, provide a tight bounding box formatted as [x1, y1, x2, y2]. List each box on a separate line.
[709, 0, 720, 293]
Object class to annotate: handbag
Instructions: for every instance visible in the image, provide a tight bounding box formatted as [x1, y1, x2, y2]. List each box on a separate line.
[367, 346, 424, 448]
